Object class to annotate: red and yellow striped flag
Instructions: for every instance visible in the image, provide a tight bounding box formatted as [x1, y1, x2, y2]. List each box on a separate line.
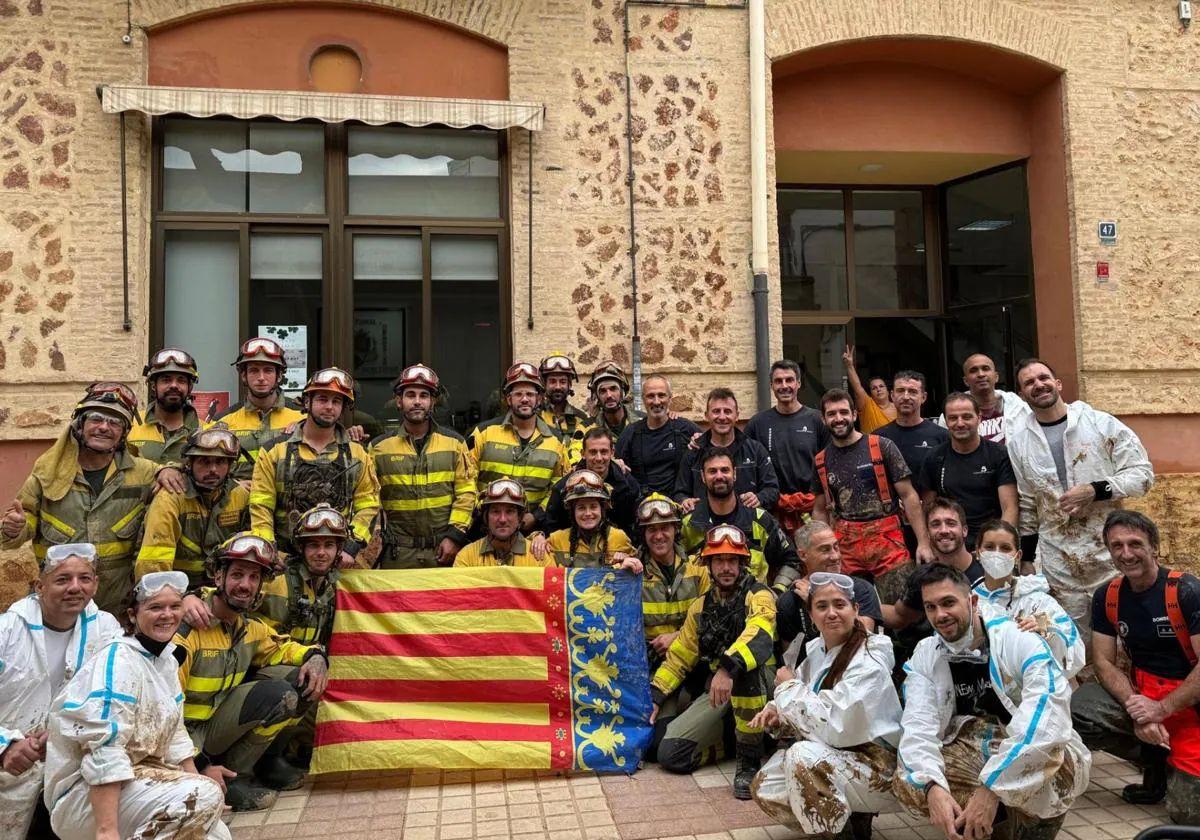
[310, 565, 653, 773]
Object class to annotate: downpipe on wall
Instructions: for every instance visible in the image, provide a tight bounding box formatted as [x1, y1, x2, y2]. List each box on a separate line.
[749, 0, 771, 410]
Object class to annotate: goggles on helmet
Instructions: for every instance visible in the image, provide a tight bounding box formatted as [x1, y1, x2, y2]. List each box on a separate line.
[295, 504, 349, 541]
[87, 381, 138, 408]
[503, 362, 544, 393]
[392, 363, 440, 394]
[310, 368, 353, 390]
[216, 533, 276, 568]
[637, 495, 681, 526]
[700, 524, 751, 559]
[481, 478, 526, 509]
[184, 428, 240, 459]
[44, 542, 99, 571]
[144, 347, 199, 380]
[589, 361, 629, 393]
[808, 571, 856, 595]
[235, 337, 287, 368]
[134, 570, 190, 603]
[539, 355, 577, 379]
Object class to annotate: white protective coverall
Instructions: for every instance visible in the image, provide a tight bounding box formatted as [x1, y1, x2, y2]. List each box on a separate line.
[937, 389, 1029, 444]
[973, 575, 1085, 680]
[45, 636, 232, 840]
[753, 633, 902, 834]
[0, 595, 120, 838]
[1006, 401, 1153, 634]
[895, 616, 1090, 820]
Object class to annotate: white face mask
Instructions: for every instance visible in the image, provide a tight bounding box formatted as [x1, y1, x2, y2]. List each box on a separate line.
[978, 550, 1017, 580]
[942, 613, 979, 655]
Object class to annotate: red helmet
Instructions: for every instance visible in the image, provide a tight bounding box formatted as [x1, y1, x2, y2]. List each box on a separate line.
[392, 363, 440, 395]
[234, 337, 287, 371]
[210, 532, 279, 577]
[503, 361, 544, 394]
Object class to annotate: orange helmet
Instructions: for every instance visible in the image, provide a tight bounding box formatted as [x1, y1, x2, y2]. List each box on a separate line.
[503, 361, 544, 394]
[698, 524, 751, 563]
[392, 363, 440, 395]
[303, 367, 355, 407]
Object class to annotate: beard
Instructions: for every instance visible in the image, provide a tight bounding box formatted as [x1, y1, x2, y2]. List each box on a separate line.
[157, 392, 187, 412]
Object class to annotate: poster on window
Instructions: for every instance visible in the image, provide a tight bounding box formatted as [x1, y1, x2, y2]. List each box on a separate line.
[258, 325, 308, 393]
[192, 391, 231, 423]
[353, 309, 406, 379]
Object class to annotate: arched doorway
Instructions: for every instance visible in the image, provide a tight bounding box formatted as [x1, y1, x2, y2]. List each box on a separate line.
[772, 38, 1076, 408]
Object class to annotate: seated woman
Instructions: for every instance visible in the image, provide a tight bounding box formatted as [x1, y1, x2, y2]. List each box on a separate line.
[751, 572, 902, 839]
[44, 571, 233, 840]
[971, 519, 1085, 679]
[532, 469, 642, 572]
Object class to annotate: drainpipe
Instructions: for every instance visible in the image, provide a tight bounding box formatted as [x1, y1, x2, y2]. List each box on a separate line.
[748, 0, 771, 410]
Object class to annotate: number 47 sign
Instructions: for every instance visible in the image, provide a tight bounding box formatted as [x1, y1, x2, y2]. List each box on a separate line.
[1098, 221, 1117, 245]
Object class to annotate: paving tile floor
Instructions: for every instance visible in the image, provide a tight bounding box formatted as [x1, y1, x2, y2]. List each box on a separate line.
[226, 752, 1169, 840]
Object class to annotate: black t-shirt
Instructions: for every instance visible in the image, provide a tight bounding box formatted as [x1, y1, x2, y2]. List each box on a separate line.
[948, 651, 1012, 724]
[1092, 568, 1200, 680]
[82, 467, 107, 496]
[745, 406, 830, 495]
[903, 558, 985, 612]
[819, 435, 910, 521]
[616, 418, 699, 495]
[876, 420, 948, 479]
[918, 440, 1016, 542]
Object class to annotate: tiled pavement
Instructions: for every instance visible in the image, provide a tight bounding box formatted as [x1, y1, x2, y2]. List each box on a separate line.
[225, 752, 1169, 840]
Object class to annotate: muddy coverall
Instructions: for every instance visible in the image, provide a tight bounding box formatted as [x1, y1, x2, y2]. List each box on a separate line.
[127, 403, 201, 465]
[45, 636, 232, 840]
[208, 394, 305, 482]
[894, 617, 1090, 834]
[370, 423, 476, 569]
[652, 575, 776, 772]
[2, 431, 159, 614]
[1007, 401, 1153, 638]
[972, 575, 1085, 679]
[135, 476, 250, 588]
[753, 633, 902, 834]
[0, 596, 120, 838]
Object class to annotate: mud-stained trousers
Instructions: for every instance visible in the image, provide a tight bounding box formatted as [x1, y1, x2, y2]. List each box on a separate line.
[187, 665, 310, 775]
[893, 719, 1070, 840]
[51, 762, 232, 840]
[753, 741, 899, 835]
[1073, 681, 1200, 825]
[658, 667, 772, 774]
[0, 759, 42, 839]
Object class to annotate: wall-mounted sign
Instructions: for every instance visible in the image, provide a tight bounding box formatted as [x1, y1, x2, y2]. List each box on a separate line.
[1096, 261, 1111, 286]
[1098, 220, 1117, 245]
[259, 325, 308, 394]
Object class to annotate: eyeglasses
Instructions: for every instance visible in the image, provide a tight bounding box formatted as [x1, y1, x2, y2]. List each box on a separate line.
[149, 348, 197, 369]
[637, 497, 679, 522]
[134, 570, 189, 602]
[808, 571, 856, 594]
[298, 506, 347, 532]
[484, 479, 525, 505]
[540, 355, 575, 374]
[221, 534, 275, 564]
[45, 543, 99, 568]
[240, 337, 285, 360]
[87, 382, 138, 409]
[82, 411, 127, 428]
[310, 368, 354, 389]
[705, 524, 748, 549]
[189, 428, 239, 457]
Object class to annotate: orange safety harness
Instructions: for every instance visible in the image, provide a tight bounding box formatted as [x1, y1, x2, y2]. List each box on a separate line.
[814, 434, 892, 515]
[1105, 570, 1198, 667]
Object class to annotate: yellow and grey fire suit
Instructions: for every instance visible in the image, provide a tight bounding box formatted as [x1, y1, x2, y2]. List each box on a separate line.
[209, 395, 305, 482]
[540, 405, 593, 463]
[370, 423, 477, 568]
[127, 403, 201, 465]
[255, 564, 339, 648]
[134, 477, 249, 588]
[641, 546, 710, 652]
[468, 414, 569, 514]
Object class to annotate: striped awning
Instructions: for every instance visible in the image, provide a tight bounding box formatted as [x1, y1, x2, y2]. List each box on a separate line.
[98, 84, 544, 131]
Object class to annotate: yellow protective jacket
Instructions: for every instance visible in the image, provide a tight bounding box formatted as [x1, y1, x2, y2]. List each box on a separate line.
[641, 545, 710, 643]
[174, 593, 317, 725]
[255, 563, 339, 647]
[249, 423, 379, 555]
[546, 525, 634, 568]
[370, 422, 477, 549]
[208, 394, 305, 481]
[127, 403, 201, 465]
[539, 404, 593, 463]
[2, 430, 158, 615]
[468, 414, 569, 512]
[134, 477, 250, 587]
[650, 577, 776, 700]
[453, 534, 554, 568]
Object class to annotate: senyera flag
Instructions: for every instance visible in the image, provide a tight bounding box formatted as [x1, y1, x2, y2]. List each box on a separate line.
[310, 566, 654, 774]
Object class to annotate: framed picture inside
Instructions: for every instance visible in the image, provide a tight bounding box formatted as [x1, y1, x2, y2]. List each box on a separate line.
[353, 308, 407, 379]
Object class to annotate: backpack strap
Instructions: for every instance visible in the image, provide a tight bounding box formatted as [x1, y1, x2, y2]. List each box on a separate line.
[867, 435, 893, 507]
[1104, 575, 1123, 637]
[1166, 570, 1198, 667]
[814, 448, 832, 511]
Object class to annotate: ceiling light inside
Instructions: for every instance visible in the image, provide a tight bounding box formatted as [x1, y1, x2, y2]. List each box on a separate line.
[957, 219, 1012, 231]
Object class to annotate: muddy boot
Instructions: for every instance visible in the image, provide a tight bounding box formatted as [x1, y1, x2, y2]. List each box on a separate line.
[848, 813, 874, 840]
[255, 731, 306, 791]
[733, 742, 762, 800]
[1124, 745, 1169, 805]
[1011, 812, 1064, 840]
[225, 777, 279, 812]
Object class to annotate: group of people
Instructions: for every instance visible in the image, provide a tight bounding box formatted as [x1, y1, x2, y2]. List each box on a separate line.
[0, 337, 1192, 840]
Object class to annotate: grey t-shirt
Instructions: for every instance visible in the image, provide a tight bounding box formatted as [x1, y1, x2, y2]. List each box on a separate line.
[1039, 416, 1069, 488]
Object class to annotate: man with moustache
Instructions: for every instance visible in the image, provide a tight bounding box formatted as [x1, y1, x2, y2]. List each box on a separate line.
[895, 564, 1089, 840]
[469, 363, 569, 532]
[2, 383, 181, 615]
[745, 360, 830, 534]
[812, 388, 932, 607]
[210, 338, 304, 482]
[539, 354, 594, 462]
[1006, 358, 1153, 639]
[128, 347, 203, 464]
[588, 360, 645, 438]
[937, 353, 1030, 444]
[541, 427, 640, 534]
[251, 368, 379, 567]
[371, 364, 476, 568]
[675, 388, 779, 514]
[617, 374, 701, 496]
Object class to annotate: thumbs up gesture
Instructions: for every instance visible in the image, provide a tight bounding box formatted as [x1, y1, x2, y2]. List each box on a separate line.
[2, 499, 26, 539]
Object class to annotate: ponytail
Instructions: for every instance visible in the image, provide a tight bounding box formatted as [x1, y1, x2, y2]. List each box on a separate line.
[818, 619, 868, 691]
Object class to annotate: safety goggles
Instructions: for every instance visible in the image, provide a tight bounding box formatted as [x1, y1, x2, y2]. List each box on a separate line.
[87, 382, 138, 411]
[637, 497, 680, 523]
[540, 355, 575, 375]
[396, 364, 439, 391]
[484, 478, 525, 506]
[240, 337, 285, 361]
[566, 470, 605, 490]
[81, 411, 127, 428]
[188, 428, 239, 457]
[220, 534, 275, 565]
[44, 542, 98, 569]
[504, 362, 542, 388]
[808, 571, 856, 595]
[705, 524, 748, 549]
[298, 506, 347, 533]
[310, 368, 354, 390]
[134, 570, 189, 602]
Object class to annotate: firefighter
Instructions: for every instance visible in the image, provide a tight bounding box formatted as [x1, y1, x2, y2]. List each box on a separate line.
[650, 525, 776, 800]
[532, 469, 641, 571]
[2, 382, 180, 615]
[453, 479, 552, 568]
[371, 364, 476, 569]
[128, 347, 202, 464]
[174, 533, 329, 812]
[250, 367, 379, 565]
[588, 360, 645, 438]
[210, 337, 304, 482]
[468, 362, 569, 531]
[539, 353, 593, 462]
[135, 427, 249, 594]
